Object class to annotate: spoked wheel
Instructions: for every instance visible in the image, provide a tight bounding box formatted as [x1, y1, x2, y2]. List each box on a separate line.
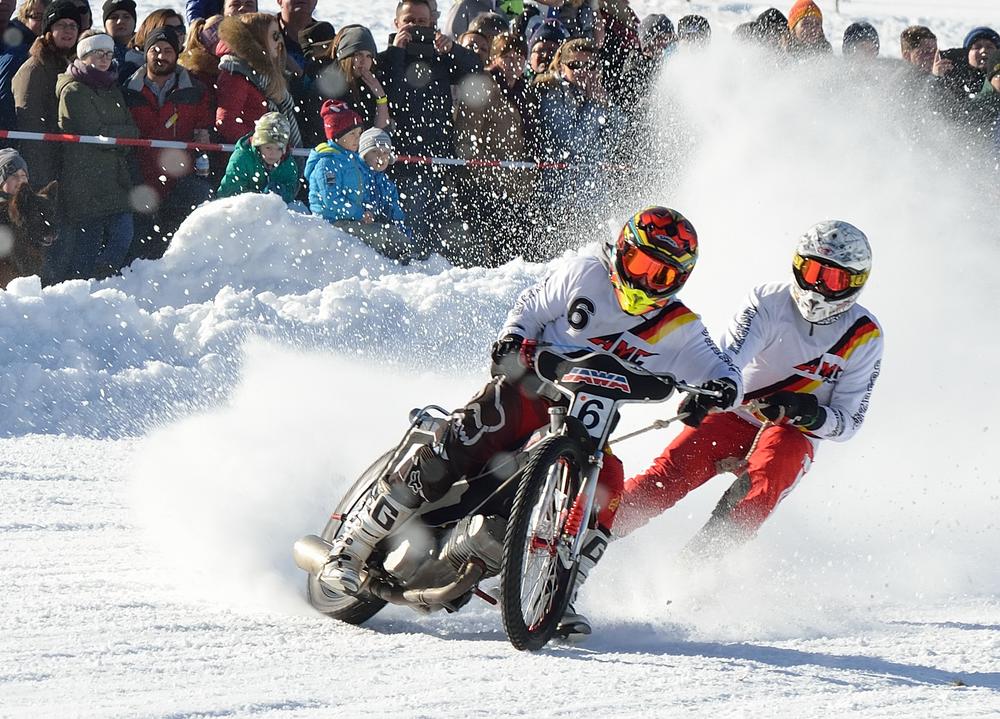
[305, 451, 392, 625]
[500, 435, 585, 651]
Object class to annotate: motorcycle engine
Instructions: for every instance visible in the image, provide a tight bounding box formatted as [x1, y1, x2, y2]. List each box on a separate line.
[440, 514, 505, 576]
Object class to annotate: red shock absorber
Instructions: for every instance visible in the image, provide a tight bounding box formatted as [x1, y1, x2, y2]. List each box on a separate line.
[563, 494, 586, 538]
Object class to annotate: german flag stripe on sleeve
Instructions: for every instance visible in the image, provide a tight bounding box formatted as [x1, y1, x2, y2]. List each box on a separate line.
[745, 375, 823, 401]
[632, 302, 698, 344]
[828, 316, 881, 359]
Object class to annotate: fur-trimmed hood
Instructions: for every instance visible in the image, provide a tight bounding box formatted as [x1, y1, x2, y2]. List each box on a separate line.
[178, 45, 220, 79]
[28, 35, 73, 66]
[217, 16, 275, 81]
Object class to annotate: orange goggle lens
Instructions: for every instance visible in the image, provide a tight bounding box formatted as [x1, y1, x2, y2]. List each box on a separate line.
[793, 254, 867, 294]
[620, 243, 682, 293]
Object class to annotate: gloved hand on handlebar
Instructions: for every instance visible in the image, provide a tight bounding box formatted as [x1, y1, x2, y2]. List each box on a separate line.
[679, 377, 739, 428]
[759, 391, 825, 429]
[490, 334, 537, 377]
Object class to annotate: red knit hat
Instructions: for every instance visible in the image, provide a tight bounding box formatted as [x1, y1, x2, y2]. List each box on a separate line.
[787, 0, 822, 30]
[321, 99, 363, 142]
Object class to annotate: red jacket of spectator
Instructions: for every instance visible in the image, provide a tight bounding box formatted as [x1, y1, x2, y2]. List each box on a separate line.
[123, 65, 214, 200]
[213, 62, 269, 143]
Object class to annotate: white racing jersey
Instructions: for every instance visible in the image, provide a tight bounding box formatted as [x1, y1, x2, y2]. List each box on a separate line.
[499, 255, 742, 393]
[723, 282, 883, 443]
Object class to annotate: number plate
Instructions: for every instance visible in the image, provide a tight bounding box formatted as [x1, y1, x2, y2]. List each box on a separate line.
[569, 394, 614, 440]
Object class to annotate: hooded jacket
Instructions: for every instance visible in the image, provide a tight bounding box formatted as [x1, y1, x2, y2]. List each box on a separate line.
[55, 65, 138, 220]
[0, 19, 38, 129]
[304, 141, 369, 222]
[217, 133, 299, 204]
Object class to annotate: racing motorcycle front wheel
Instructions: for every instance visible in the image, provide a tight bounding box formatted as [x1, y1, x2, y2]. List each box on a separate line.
[500, 435, 585, 651]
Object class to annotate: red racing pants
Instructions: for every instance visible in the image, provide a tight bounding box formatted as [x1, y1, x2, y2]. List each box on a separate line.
[613, 411, 813, 537]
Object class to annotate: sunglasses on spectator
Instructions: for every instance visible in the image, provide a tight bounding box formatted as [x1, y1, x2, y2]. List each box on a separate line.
[25, 12, 44, 20]
[563, 59, 595, 70]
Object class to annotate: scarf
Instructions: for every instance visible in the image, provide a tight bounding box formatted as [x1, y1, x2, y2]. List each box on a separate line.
[218, 54, 303, 148]
[69, 59, 118, 91]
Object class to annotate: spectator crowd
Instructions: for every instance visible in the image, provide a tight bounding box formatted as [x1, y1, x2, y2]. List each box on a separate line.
[0, 0, 998, 286]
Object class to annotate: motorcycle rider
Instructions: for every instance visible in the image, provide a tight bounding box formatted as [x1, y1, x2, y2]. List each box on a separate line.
[607, 220, 883, 578]
[320, 206, 743, 635]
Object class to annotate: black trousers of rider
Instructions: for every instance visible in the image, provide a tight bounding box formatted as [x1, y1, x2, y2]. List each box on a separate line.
[388, 375, 554, 507]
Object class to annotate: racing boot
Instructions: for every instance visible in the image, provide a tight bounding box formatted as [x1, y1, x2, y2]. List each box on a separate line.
[556, 526, 611, 640]
[321, 480, 417, 595]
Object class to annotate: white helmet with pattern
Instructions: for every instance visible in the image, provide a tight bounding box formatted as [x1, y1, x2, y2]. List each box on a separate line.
[790, 220, 872, 324]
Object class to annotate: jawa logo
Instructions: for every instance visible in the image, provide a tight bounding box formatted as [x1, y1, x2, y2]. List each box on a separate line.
[562, 368, 632, 393]
[587, 334, 655, 366]
[795, 353, 844, 383]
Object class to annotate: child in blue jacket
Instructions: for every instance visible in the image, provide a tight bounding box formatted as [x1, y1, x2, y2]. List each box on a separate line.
[357, 128, 412, 241]
[306, 100, 411, 261]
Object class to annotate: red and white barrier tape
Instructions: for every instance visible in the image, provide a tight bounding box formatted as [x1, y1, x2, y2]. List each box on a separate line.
[0, 129, 569, 170]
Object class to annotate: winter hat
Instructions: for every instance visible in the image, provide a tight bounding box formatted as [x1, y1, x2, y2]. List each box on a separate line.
[76, 31, 115, 58]
[843, 21, 878, 52]
[963, 26, 1000, 51]
[0, 148, 27, 185]
[677, 15, 711, 41]
[43, 0, 82, 34]
[252, 112, 291, 148]
[144, 26, 180, 55]
[334, 24, 377, 61]
[358, 128, 395, 162]
[527, 18, 567, 51]
[320, 99, 363, 141]
[986, 49, 1000, 81]
[299, 20, 337, 57]
[787, 0, 822, 31]
[101, 0, 136, 24]
[637, 14, 674, 52]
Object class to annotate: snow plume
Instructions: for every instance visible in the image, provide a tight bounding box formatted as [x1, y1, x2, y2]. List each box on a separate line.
[129, 341, 477, 613]
[580, 43, 1000, 642]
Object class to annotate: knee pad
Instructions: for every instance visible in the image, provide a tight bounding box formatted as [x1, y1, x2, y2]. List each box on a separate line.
[387, 444, 454, 506]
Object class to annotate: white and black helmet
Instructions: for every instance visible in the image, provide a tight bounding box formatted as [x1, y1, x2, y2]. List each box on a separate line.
[790, 220, 871, 324]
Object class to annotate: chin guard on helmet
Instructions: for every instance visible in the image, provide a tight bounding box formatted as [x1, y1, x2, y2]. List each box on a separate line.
[790, 220, 871, 324]
[610, 206, 698, 315]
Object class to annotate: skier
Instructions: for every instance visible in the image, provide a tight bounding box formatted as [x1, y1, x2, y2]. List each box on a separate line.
[563, 221, 882, 637]
[320, 206, 743, 630]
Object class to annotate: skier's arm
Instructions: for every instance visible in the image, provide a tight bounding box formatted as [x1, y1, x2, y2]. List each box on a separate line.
[808, 331, 883, 442]
[497, 264, 578, 342]
[648, 316, 744, 404]
[720, 287, 772, 371]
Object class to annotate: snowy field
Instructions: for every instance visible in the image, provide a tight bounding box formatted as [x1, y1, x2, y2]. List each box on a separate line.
[3, 0, 1000, 716]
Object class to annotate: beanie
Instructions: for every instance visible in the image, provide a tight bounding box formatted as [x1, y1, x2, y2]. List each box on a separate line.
[252, 112, 291, 148]
[299, 20, 336, 56]
[787, 0, 822, 30]
[677, 15, 711, 41]
[334, 24, 377, 61]
[43, 0, 82, 34]
[963, 26, 1000, 51]
[527, 18, 567, 51]
[102, 0, 136, 25]
[358, 128, 395, 162]
[144, 26, 180, 55]
[76, 32, 115, 58]
[320, 99, 363, 142]
[0, 148, 27, 185]
[843, 21, 878, 51]
[637, 14, 674, 52]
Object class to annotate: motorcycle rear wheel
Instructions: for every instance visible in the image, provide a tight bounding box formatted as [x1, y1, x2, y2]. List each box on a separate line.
[500, 435, 584, 651]
[305, 450, 392, 625]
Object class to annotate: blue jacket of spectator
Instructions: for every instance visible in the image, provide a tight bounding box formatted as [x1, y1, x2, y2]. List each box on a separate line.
[185, 0, 221, 23]
[0, 20, 37, 129]
[365, 170, 411, 238]
[305, 141, 368, 222]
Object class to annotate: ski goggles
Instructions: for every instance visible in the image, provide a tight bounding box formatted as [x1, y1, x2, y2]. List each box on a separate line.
[618, 238, 685, 294]
[793, 254, 868, 298]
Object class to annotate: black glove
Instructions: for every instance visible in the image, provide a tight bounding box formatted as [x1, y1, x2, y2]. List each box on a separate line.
[490, 334, 536, 377]
[679, 377, 739, 428]
[759, 391, 825, 429]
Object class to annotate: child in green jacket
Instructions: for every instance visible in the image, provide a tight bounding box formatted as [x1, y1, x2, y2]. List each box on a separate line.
[217, 112, 299, 204]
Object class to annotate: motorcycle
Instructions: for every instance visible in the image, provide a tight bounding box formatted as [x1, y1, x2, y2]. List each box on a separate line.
[293, 347, 720, 650]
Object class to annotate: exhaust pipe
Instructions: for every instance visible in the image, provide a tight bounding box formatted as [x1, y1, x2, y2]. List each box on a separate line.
[293, 534, 335, 574]
[368, 558, 487, 608]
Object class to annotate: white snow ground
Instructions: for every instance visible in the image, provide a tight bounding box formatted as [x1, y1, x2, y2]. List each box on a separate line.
[3, 0, 1000, 716]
